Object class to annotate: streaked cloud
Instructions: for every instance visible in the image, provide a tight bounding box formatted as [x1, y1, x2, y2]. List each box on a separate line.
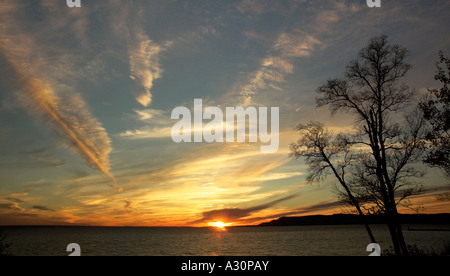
[192, 194, 300, 224]
[119, 127, 173, 139]
[118, 108, 173, 139]
[110, 1, 172, 108]
[274, 31, 321, 58]
[0, 2, 115, 186]
[4, 197, 25, 203]
[32, 205, 54, 212]
[129, 31, 172, 107]
[133, 108, 168, 121]
[0, 203, 24, 212]
[231, 29, 321, 106]
[8, 60, 114, 180]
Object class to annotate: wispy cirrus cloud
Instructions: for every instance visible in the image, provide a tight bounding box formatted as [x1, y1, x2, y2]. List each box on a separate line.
[119, 126, 173, 139]
[0, 1, 116, 188]
[1, 54, 115, 182]
[229, 0, 373, 107]
[117, 108, 173, 139]
[274, 31, 321, 58]
[129, 31, 172, 107]
[231, 29, 321, 106]
[110, 0, 172, 107]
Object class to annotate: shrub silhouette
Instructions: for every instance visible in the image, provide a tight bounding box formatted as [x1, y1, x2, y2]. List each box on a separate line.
[0, 229, 13, 256]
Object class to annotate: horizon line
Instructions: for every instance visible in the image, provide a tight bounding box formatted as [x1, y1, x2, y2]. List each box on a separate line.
[2, 212, 449, 228]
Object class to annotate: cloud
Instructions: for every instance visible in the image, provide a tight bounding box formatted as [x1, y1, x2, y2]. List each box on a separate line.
[129, 31, 172, 107]
[192, 194, 299, 224]
[15, 71, 113, 179]
[261, 56, 294, 73]
[274, 31, 321, 58]
[236, 0, 307, 15]
[238, 59, 289, 103]
[0, 160, 66, 170]
[118, 108, 174, 139]
[230, 29, 320, 106]
[30, 156, 67, 167]
[124, 200, 133, 208]
[0, 203, 24, 212]
[57, 141, 298, 226]
[293, 200, 345, 214]
[0, 3, 116, 186]
[19, 146, 57, 155]
[236, 0, 268, 14]
[105, 0, 172, 107]
[118, 127, 173, 139]
[118, 107, 173, 139]
[32, 205, 54, 212]
[5, 197, 25, 203]
[133, 108, 168, 121]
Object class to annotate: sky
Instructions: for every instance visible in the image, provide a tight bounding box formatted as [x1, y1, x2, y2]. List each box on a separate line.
[0, 0, 449, 227]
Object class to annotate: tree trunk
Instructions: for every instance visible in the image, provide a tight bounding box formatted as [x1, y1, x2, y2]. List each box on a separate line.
[385, 211, 402, 255]
[347, 187, 377, 244]
[391, 203, 409, 256]
[325, 155, 377, 244]
[375, 106, 409, 256]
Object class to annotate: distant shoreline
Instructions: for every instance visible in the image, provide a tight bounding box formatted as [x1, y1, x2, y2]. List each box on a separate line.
[257, 213, 450, 227]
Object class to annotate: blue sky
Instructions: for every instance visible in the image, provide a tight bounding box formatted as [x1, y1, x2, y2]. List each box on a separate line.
[0, 0, 449, 226]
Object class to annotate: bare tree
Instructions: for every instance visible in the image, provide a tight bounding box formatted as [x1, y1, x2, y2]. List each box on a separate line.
[290, 122, 377, 243]
[292, 35, 427, 256]
[336, 110, 426, 215]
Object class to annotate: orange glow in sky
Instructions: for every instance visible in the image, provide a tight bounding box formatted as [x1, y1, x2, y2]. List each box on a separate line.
[0, 1, 448, 228]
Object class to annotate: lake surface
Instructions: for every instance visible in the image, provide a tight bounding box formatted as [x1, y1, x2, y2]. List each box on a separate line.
[2, 224, 449, 256]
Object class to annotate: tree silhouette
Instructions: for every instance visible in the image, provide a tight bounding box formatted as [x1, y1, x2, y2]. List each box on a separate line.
[420, 51, 450, 180]
[290, 122, 377, 244]
[291, 35, 427, 256]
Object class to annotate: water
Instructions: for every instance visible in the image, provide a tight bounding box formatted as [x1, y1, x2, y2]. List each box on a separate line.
[2, 224, 449, 256]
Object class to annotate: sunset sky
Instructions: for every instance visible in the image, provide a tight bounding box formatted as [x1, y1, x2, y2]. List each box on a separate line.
[0, 0, 449, 226]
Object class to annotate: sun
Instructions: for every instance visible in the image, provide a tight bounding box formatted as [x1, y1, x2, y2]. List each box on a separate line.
[210, 221, 228, 229]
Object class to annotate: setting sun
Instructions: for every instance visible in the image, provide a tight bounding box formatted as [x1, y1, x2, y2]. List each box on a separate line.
[210, 221, 228, 229]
